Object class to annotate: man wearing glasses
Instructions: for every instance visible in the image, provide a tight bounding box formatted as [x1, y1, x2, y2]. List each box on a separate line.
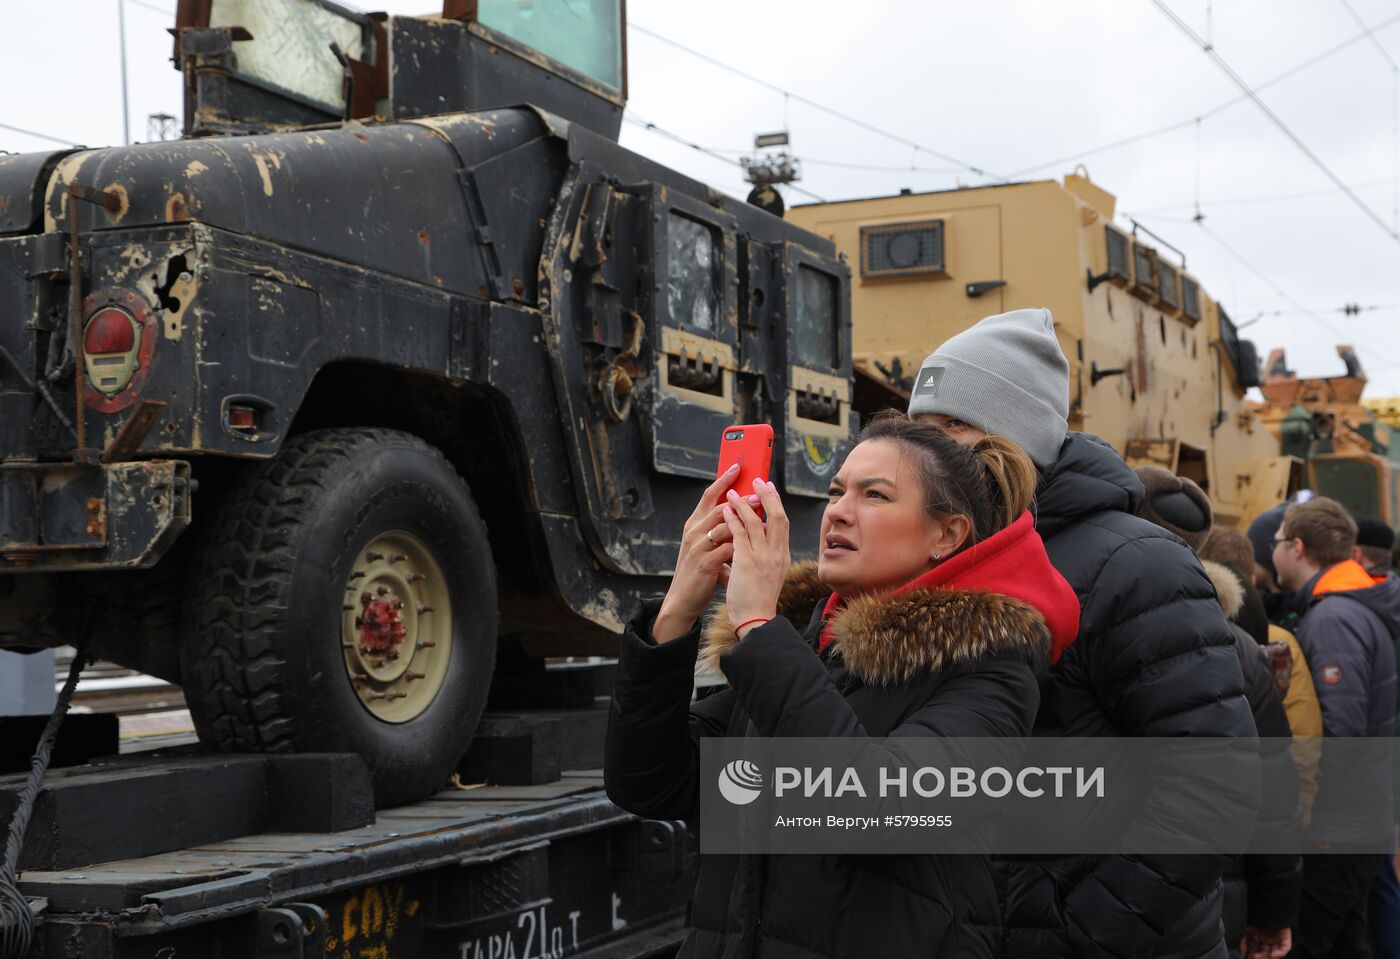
[1272, 496, 1400, 958]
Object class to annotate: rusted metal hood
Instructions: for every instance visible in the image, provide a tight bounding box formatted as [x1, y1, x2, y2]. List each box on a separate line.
[0, 150, 77, 236]
[39, 109, 553, 293]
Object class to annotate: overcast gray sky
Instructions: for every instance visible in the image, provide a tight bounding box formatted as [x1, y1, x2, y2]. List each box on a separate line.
[4, 0, 1399, 395]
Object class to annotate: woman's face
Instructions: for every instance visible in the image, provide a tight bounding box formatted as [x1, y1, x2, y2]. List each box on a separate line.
[818, 439, 969, 596]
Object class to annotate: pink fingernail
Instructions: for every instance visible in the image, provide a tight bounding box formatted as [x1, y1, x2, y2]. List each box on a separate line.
[725, 463, 738, 473]
[724, 504, 734, 515]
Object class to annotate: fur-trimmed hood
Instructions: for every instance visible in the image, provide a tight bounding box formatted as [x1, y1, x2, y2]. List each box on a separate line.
[702, 562, 1052, 686]
[1202, 559, 1245, 620]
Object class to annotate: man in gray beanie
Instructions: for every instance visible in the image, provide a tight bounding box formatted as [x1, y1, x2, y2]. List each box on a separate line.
[907, 307, 1069, 468]
[912, 308, 1256, 959]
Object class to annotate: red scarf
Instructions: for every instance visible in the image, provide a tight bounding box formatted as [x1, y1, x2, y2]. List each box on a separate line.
[816, 512, 1080, 664]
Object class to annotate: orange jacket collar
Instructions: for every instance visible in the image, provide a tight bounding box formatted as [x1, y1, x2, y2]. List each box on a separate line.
[1312, 559, 1378, 596]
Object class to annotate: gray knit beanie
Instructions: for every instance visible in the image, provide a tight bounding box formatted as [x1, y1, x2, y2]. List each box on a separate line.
[906, 308, 1070, 468]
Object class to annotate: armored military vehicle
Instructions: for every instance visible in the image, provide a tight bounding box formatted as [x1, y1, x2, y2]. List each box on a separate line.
[1255, 346, 1399, 526]
[1364, 394, 1400, 432]
[787, 172, 1297, 526]
[0, 0, 853, 803]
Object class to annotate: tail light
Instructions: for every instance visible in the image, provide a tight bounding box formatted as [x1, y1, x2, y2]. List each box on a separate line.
[82, 306, 141, 396]
[227, 404, 258, 431]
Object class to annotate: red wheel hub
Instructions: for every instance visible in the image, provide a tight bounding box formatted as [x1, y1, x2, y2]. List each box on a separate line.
[358, 599, 407, 651]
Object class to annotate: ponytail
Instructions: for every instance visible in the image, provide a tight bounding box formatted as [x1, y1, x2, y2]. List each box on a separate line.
[972, 434, 1038, 531]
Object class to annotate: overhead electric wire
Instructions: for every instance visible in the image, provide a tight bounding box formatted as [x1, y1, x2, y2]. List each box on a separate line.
[799, 157, 963, 174]
[1133, 211, 1400, 368]
[1336, 0, 1400, 69]
[1008, 118, 1199, 180]
[623, 113, 829, 202]
[620, 138, 961, 175]
[1243, 304, 1400, 318]
[1336, 0, 1400, 233]
[1150, 0, 1400, 246]
[1125, 176, 1395, 215]
[0, 120, 79, 147]
[124, 0, 172, 15]
[628, 22, 1005, 182]
[1182, 218, 1400, 368]
[1010, 9, 1400, 178]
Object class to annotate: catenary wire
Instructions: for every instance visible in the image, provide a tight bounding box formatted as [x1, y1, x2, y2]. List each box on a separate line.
[1335, 0, 1400, 234]
[627, 22, 1005, 182]
[623, 113, 829, 202]
[1150, 0, 1400, 245]
[1124, 177, 1395, 214]
[1010, 9, 1400, 178]
[124, 0, 174, 15]
[1184, 218, 1400, 368]
[632, 139, 965, 175]
[1132, 212, 1400, 368]
[0, 120, 80, 147]
[1336, 0, 1400, 70]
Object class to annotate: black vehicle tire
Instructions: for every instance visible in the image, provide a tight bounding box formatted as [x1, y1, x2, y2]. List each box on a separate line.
[181, 427, 498, 806]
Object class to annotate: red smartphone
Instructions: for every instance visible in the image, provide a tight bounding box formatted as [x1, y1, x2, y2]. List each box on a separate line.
[718, 424, 774, 499]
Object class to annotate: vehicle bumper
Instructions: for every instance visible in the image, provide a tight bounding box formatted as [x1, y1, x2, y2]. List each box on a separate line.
[0, 459, 191, 570]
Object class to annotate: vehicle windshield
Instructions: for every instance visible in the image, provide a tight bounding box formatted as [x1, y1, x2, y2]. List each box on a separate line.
[209, 0, 371, 113]
[477, 0, 624, 91]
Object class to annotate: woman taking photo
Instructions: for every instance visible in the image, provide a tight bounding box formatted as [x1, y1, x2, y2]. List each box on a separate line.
[604, 416, 1079, 958]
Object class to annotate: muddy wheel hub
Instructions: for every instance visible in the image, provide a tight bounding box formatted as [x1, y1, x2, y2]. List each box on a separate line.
[340, 531, 452, 723]
[358, 598, 406, 652]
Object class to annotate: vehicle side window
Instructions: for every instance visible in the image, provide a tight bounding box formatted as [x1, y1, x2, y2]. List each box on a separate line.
[666, 212, 720, 334]
[476, 0, 624, 90]
[795, 265, 838, 371]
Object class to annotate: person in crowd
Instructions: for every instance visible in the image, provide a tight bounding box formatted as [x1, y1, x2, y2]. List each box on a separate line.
[1202, 526, 1274, 643]
[1271, 498, 1400, 958]
[1133, 467, 1301, 959]
[1249, 504, 1289, 597]
[604, 415, 1080, 958]
[907, 307, 1257, 959]
[1356, 516, 1399, 581]
[1201, 523, 1322, 827]
[1353, 516, 1400, 959]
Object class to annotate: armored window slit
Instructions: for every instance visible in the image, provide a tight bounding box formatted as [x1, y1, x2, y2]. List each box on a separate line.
[1157, 261, 1181, 312]
[794, 387, 841, 425]
[1131, 242, 1159, 301]
[665, 351, 724, 396]
[1182, 276, 1202, 323]
[1104, 226, 1131, 283]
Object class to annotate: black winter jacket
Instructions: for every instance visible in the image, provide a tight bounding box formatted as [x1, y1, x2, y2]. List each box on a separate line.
[605, 563, 1051, 959]
[1219, 625, 1301, 957]
[1195, 562, 1301, 955]
[999, 432, 1258, 959]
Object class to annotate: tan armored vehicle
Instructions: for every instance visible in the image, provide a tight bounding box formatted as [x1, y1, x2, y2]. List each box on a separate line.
[1256, 348, 1399, 524]
[787, 172, 1298, 525]
[1365, 395, 1400, 431]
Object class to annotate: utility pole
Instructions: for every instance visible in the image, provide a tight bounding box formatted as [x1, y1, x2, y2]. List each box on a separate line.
[118, 0, 131, 145]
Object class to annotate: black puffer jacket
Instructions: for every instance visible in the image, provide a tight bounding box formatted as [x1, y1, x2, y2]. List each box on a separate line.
[1200, 562, 1301, 956]
[1220, 626, 1300, 958]
[999, 433, 1258, 959]
[605, 563, 1052, 959]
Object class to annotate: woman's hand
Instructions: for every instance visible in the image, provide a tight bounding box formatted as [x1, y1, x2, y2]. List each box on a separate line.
[653, 464, 758, 643]
[722, 479, 790, 639]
